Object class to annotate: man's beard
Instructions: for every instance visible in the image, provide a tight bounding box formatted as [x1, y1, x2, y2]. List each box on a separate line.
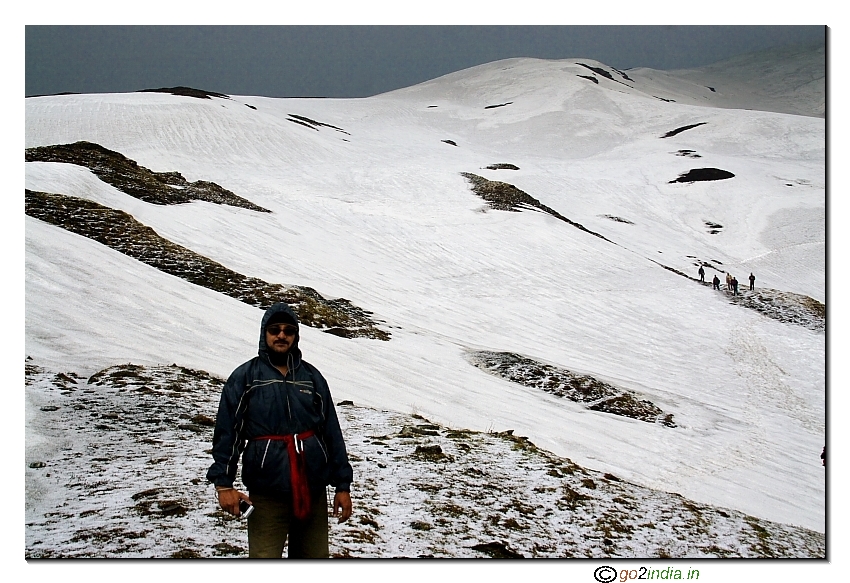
[267, 343, 292, 365]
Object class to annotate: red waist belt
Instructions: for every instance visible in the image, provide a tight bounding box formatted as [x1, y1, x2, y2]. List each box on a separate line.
[253, 429, 316, 520]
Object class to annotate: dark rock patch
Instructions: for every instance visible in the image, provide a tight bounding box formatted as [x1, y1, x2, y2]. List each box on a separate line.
[670, 168, 735, 183]
[288, 114, 350, 135]
[245, 104, 256, 110]
[26, 91, 82, 98]
[468, 351, 676, 427]
[484, 102, 513, 109]
[675, 149, 702, 159]
[461, 173, 614, 243]
[578, 75, 599, 84]
[653, 96, 676, 103]
[706, 86, 716, 92]
[575, 63, 632, 87]
[471, 541, 524, 558]
[287, 118, 319, 131]
[600, 215, 634, 224]
[137, 86, 229, 100]
[705, 221, 724, 234]
[25, 141, 270, 212]
[661, 123, 707, 138]
[611, 67, 634, 82]
[442, 139, 458, 146]
[427, 105, 438, 108]
[25, 189, 390, 340]
[485, 163, 520, 170]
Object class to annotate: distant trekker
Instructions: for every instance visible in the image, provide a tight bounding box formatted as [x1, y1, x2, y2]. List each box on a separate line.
[732, 277, 739, 296]
[698, 266, 705, 283]
[726, 273, 732, 291]
[749, 272, 755, 291]
[713, 275, 720, 290]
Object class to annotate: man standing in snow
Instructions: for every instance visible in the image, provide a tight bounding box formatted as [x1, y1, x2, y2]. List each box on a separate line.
[732, 276, 739, 296]
[207, 302, 353, 558]
[713, 274, 720, 290]
[749, 272, 756, 291]
[698, 266, 705, 283]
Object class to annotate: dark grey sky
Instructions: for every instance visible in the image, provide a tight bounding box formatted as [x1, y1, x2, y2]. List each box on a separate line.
[25, 25, 825, 98]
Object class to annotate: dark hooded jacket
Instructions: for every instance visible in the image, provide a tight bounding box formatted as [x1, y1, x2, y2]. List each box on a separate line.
[206, 302, 353, 495]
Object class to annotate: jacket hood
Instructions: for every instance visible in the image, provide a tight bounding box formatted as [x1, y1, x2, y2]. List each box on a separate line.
[258, 302, 302, 367]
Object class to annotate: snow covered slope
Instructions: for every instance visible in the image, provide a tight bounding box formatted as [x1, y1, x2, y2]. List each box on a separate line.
[25, 46, 825, 545]
[628, 43, 826, 118]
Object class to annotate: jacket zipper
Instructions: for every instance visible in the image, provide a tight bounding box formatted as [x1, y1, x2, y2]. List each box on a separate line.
[316, 436, 328, 463]
[260, 439, 271, 469]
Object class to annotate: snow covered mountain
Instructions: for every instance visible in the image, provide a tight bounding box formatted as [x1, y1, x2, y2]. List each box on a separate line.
[25, 45, 825, 557]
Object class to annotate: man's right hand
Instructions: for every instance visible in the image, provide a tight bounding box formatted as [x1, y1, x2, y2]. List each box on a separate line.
[217, 488, 251, 517]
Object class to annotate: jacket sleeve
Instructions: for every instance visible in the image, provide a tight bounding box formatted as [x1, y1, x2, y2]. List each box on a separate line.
[314, 371, 354, 492]
[206, 365, 250, 488]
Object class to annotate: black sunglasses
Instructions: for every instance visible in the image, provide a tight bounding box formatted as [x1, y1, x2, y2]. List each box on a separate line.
[266, 324, 297, 336]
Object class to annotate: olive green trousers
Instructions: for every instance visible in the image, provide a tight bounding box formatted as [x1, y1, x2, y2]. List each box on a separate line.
[247, 493, 329, 558]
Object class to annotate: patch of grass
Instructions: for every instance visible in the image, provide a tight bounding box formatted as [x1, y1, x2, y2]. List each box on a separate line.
[359, 516, 379, 528]
[26, 141, 269, 212]
[596, 511, 634, 539]
[171, 548, 202, 558]
[435, 502, 472, 518]
[460, 173, 613, 242]
[744, 517, 774, 557]
[561, 485, 591, 509]
[413, 444, 450, 462]
[731, 288, 825, 332]
[399, 425, 439, 437]
[469, 351, 675, 426]
[502, 518, 524, 530]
